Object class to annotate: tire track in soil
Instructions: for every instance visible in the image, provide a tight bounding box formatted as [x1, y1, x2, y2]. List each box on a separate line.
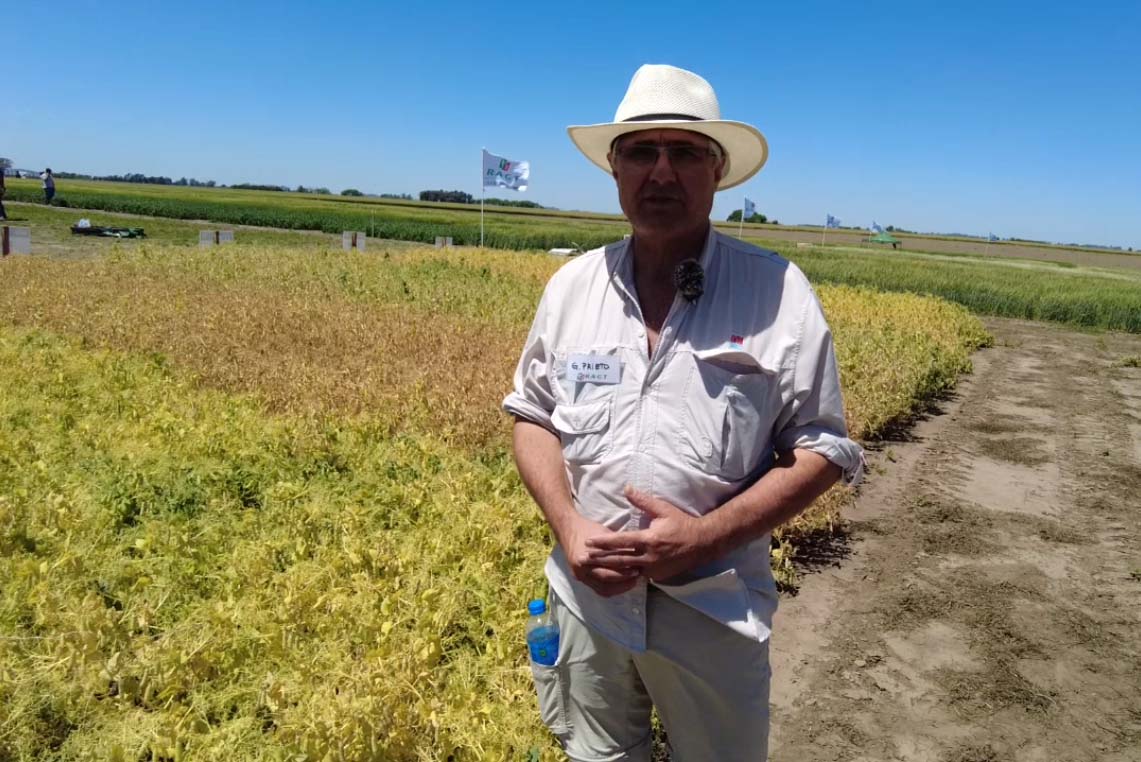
[769, 318, 1141, 762]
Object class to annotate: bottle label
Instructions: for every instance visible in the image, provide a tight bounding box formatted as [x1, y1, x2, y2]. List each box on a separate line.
[528, 639, 557, 666]
[527, 627, 560, 667]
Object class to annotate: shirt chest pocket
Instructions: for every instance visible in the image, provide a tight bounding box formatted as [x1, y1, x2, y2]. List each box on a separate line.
[551, 397, 613, 465]
[676, 350, 775, 481]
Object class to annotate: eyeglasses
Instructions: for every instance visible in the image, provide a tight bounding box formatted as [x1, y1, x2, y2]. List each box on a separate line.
[612, 142, 722, 170]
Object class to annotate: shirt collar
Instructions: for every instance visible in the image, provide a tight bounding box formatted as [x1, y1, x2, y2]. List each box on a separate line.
[607, 225, 719, 301]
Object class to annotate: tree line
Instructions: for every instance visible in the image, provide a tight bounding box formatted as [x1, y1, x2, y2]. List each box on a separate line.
[727, 209, 778, 225]
[53, 171, 216, 186]
[419, 190, 544, 208]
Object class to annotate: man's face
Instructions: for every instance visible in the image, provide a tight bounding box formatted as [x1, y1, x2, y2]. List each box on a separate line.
[608, 129, 725, 238]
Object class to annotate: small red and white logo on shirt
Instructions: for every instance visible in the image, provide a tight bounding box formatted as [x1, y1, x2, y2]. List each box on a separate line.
[730, 334, 744, 345]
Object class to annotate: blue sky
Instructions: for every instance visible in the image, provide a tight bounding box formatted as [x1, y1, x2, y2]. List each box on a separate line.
[6, 1, 1139, 249]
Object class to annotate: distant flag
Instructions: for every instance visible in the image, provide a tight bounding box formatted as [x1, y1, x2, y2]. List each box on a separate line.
[482, 149, 530, 191]
[871, 220, 884, 233]
[988, 233, 999, 242]
[826, 214, 841, 229]
[743, 197, 756, 219]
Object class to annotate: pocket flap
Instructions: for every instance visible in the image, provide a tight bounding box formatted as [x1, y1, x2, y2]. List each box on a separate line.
[694, 346, 774, 375]
[551, 399, 611, 435]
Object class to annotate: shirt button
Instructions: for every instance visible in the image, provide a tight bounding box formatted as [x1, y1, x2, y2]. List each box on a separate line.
[632, 607, 641, 615]
[637, 330, 646, 338]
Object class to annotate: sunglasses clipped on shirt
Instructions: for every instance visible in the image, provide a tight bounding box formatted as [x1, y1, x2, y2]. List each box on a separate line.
[613, 142, 722, 170]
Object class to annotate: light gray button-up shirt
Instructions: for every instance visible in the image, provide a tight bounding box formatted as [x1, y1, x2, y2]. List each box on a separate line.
[504, 228, 863, 651]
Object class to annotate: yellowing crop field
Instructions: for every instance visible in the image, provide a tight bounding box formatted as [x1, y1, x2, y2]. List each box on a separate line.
[0, 241, 989, 760]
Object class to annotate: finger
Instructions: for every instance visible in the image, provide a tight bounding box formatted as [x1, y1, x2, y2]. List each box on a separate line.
[586, 545, 644, 560]
[585, 539, 651, 563]
[585, 531, 649, 550]
[623, 485, 672, 517]
[588, 552, 652, 571]
[585, 565, 640, 581]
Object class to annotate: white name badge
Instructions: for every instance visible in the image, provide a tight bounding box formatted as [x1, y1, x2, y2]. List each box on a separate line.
[566, 354, 621, 384]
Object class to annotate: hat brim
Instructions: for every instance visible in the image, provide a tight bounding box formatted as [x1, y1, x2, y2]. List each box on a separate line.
[567, 119, 768, 190]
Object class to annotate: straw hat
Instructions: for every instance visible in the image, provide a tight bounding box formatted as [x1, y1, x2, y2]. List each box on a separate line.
[567, 64, 768, 190]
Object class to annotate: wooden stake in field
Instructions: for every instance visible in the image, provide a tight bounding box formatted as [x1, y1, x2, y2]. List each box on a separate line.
[1, 226, 31, 256]
[199, 230, 236, 248]
[342, 231, 366, 251]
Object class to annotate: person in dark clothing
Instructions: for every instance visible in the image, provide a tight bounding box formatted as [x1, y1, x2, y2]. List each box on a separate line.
[41, 168, 55, 204]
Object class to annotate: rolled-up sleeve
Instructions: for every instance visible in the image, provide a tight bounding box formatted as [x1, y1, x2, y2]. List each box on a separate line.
[503, 286, 558, 433]
[773, 296, 865, 486]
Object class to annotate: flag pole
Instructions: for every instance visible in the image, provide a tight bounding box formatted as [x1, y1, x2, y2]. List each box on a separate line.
[821, 216, 827, 246]
[480, 148, 486, 248]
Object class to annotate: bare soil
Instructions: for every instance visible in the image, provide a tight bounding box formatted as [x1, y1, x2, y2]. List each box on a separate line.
[770, 318, 1141, 762]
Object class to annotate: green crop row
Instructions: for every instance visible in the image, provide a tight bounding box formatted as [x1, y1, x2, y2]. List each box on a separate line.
[5, 180, 628, 251]
[9, 178, 1137, 333]
[776, 244, 1141, 333]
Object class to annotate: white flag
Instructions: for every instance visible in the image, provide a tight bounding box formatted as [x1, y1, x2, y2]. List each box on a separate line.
[482, 149, 530, 191]
[743, 197, 756, 219]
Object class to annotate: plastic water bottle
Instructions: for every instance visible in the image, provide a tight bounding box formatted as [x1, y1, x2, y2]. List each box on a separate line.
[526, 599, 560, 666]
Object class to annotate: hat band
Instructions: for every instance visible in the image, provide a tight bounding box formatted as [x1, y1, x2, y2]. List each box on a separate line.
[621, 113, 703, 122]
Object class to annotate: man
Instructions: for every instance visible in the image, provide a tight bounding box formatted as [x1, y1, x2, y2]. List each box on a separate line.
[41, 168, 55, 205]
[503, 64, 863, 761]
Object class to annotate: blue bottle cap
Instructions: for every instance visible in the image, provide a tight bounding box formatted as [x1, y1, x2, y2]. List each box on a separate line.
[528, 599, 547, 616]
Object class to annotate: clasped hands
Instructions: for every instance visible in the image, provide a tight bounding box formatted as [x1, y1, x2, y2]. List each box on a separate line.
[564, 485, 712, 598]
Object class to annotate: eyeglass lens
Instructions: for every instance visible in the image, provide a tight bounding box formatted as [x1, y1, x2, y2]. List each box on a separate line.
[617, 144, 713, 168]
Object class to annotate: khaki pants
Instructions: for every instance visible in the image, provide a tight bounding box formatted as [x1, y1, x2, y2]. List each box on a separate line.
[531, 588, 771, 762]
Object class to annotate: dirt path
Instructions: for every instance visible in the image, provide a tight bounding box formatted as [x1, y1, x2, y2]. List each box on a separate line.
[770, 318, 1141, 762]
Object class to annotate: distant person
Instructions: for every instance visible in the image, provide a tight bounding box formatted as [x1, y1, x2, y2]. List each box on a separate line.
[0, 169, 7, 220]
[504, 64, 863, 760]
[41, 168, 55, 204]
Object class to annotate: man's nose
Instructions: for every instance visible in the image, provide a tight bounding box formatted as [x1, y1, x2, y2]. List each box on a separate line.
[647, 149, 678, 183]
